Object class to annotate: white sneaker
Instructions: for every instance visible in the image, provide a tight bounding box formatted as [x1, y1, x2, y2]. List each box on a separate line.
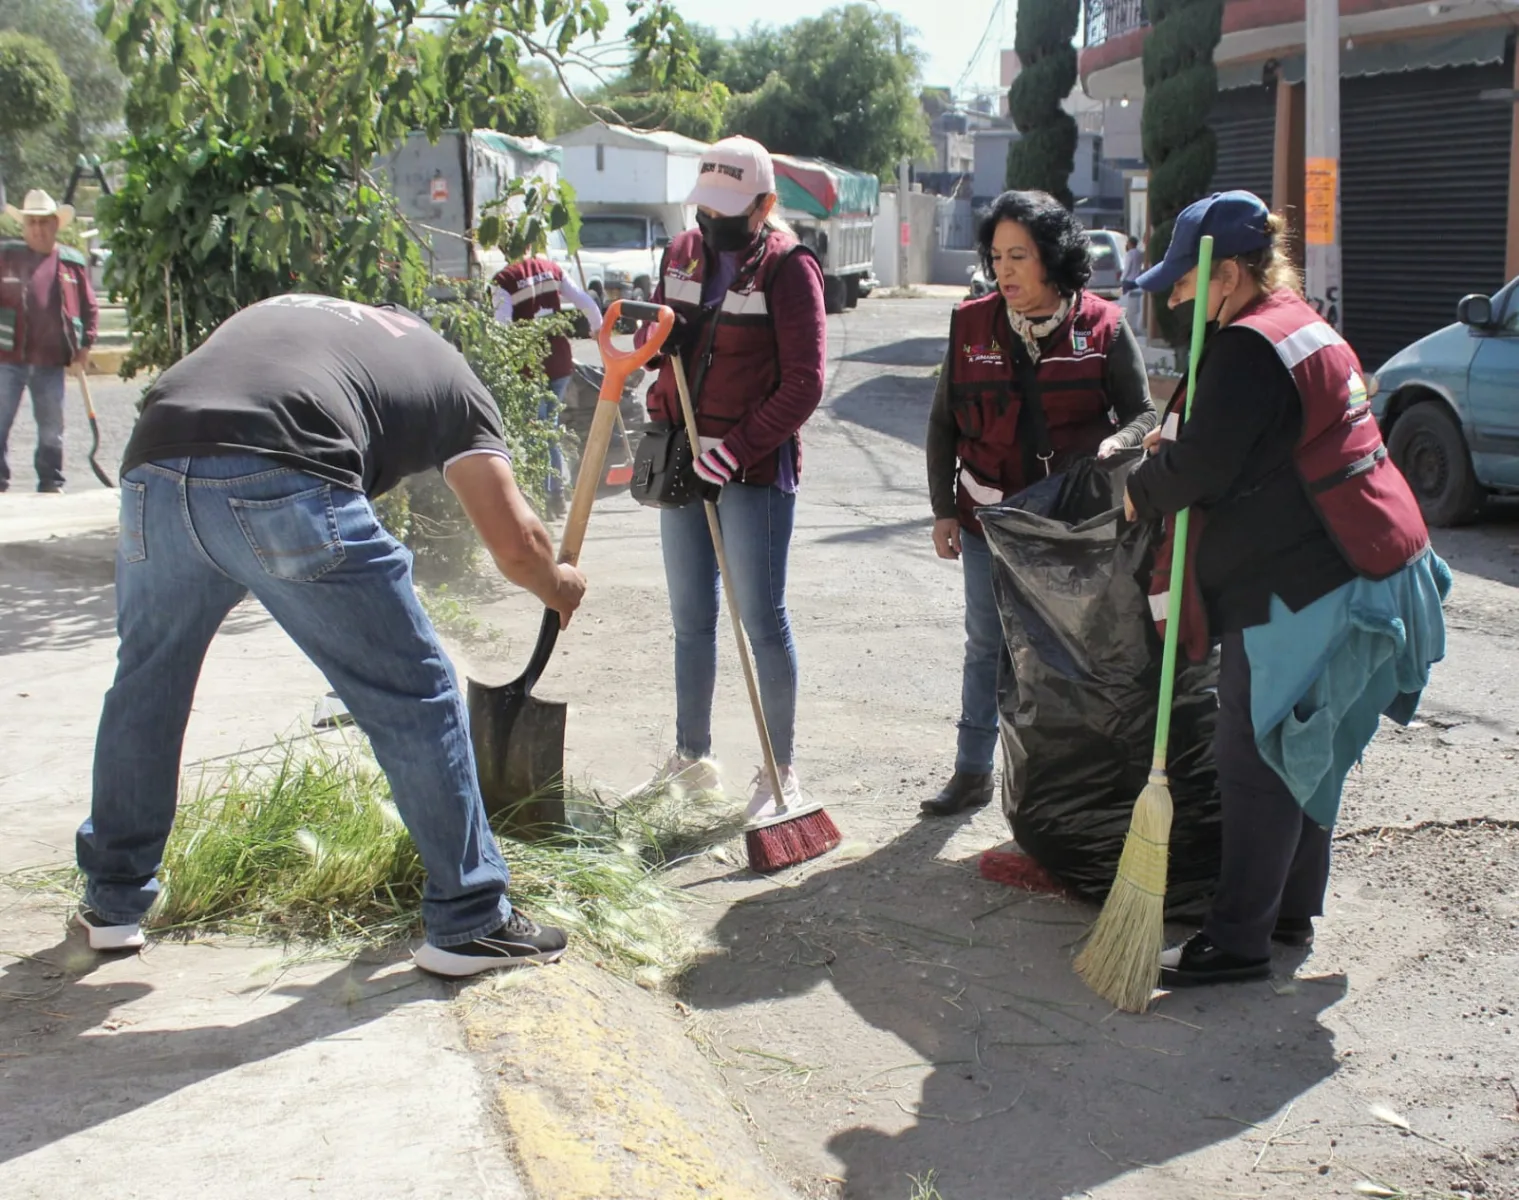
[75, 908, 146, 952]
[745, 765, 815, 828]
[632, 751, 724, 798]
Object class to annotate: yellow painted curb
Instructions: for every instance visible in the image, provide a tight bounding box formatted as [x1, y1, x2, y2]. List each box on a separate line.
[458, 963, 799, 1200]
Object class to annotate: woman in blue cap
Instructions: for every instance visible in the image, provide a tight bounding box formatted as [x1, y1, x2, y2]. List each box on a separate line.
[1124, 190, 1450, 987]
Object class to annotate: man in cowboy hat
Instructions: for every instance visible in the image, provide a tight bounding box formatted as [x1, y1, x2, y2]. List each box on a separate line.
[0, 189, 98, 492]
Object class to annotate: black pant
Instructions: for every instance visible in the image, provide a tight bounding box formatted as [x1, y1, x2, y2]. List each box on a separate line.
[1203, 631, 1332, 961]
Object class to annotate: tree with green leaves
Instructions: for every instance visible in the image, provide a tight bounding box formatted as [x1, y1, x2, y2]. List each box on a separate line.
[720, 6, 926, 176]
[0, 29, 70, 207]
[93, 0, 698, 375]
[1003, 0, 1079, 208]
[0, 0, 125, 204]
[1142, 0, 1223, 339]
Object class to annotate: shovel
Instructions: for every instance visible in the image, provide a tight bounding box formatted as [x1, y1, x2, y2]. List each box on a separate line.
[467, 299, 674, 839]
[73, 364, 115, 488]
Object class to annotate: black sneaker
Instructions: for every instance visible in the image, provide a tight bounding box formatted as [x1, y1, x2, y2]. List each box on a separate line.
[74, 907, 146, 952]
[1159, 932, 1270, 987]
[1272, 916, 1315, 947]
[412, 909, 567, 977]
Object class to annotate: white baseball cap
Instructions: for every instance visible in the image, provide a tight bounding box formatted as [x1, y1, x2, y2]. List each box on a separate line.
[687, 136, 776, 217]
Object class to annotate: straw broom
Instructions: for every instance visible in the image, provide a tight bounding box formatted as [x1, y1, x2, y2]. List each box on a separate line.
[1074, 234, 1215, 1013]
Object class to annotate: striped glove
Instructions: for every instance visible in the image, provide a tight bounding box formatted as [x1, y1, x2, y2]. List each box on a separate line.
[693, 442, 739, 488]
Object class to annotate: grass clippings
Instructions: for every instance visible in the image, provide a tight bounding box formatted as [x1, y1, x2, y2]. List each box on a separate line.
[21, 739, 744, 987]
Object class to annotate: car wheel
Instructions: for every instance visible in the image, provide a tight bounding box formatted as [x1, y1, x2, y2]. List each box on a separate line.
[823, 275, 847, 315]
[1386, 401, 1484, 527]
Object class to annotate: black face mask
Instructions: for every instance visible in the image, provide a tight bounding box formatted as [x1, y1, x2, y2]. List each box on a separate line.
[696, 208, 760, 254]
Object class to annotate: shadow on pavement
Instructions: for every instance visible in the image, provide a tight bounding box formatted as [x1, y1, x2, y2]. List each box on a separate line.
[829, 375, 937, 450]
[840, 337, 948, 369]
[685, 817, 1345, 1199]
[0, 533, 273, 656]
[0, 929, 434, 1166]
[1429, 500, 1519, 589]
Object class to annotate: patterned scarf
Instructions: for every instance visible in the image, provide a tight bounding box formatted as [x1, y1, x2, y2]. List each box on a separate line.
[1006, 295, 1072, 365]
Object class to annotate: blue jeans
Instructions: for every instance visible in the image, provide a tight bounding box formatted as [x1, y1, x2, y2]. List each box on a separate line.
[76, 454, 511, 947]
[660, 483, 799, 764]
[0, 363, 66, 490]
[957, 528, 1005, 774]
[544, 376, 569, 497]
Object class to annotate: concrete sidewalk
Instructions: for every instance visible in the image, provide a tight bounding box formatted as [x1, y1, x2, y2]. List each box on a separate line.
[0, 495, 530, 1200]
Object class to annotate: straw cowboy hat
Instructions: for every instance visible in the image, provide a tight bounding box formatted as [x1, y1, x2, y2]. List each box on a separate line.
[5, 189, 74, 229]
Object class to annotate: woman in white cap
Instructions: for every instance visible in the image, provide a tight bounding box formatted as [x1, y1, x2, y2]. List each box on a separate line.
[637, 135, 826, 820]
[0, 190, 98, 492]
[1125, 190, 1449, 987]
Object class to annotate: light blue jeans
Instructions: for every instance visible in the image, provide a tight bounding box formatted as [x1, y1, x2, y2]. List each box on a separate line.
[660, 483, 799, 764]
[0, 362, 66, 490]
[544, 375, 569, 497]
[76, 454, 512, 947]
[957, 528, 1005, 774]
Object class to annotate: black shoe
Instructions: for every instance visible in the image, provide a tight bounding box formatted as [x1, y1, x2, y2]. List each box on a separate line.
[920, 771, 994, 817]
[37, 483, 62, 494]
[1272, 916, 1315, 948]
[412, 909, 568, 977]
[1159, 933, 1271, 987]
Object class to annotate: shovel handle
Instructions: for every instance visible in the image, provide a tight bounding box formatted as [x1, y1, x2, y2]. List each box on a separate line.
[597, 301, 673, 398]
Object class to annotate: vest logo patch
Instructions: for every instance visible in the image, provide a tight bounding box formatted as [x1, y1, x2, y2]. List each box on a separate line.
[1071, 331, 1090, 353]
[962, 340, 1002, 366]
[1347, 370, 1367, 408]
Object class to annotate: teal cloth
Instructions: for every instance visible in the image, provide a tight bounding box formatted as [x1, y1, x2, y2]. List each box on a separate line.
[1243, 550, 1452, 828]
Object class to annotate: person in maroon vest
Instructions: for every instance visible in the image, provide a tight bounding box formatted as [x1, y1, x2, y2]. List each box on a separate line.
[634, 136, 826, 822]
[923, 190, 1156, 816]
[1125, 191, 1449, 987]
[492, 253, 603, 517]
[0, 190, 98, 492]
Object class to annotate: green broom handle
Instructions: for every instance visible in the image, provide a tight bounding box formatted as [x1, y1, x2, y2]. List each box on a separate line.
[1151, 234, 1214, 767]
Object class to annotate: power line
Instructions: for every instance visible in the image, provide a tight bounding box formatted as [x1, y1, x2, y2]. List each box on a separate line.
[955, 0, 1009, 98]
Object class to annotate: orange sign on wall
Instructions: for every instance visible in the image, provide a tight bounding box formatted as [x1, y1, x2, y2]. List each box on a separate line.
[1305, 157, 1338, 246]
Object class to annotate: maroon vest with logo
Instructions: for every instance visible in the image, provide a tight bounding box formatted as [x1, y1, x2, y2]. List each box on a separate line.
[947, 290, 1121, 534]
[646, 226, 814, 487]
[1149, 288, 1431, 660]
[493, 255, 572, 380]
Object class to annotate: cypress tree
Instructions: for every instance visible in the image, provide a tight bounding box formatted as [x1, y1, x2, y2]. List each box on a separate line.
[1005, 0, 1080, 208]
[1141, 0, 1224, 341]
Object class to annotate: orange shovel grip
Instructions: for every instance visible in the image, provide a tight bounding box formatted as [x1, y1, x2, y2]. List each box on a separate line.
[596, 301, 675, 401]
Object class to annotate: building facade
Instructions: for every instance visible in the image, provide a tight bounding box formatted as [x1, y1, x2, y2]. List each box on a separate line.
[1081, 0, 1519, 368]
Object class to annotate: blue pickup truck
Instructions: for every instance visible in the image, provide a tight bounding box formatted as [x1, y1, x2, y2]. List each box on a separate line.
[1372, 276, 1519, 526]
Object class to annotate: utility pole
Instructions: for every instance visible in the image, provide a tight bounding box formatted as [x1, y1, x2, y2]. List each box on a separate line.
[897, 156, 911, 289]
[1304, 0, 1342, 331]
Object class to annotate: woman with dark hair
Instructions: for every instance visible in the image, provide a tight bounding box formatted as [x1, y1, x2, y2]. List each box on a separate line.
[922, 189, 1157, 817]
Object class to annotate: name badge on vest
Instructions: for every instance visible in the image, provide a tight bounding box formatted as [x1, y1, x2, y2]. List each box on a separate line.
[1071, 331, 1090, 354]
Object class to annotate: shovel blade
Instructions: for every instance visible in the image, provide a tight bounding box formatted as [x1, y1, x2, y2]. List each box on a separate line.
[467, 677, 567, 841]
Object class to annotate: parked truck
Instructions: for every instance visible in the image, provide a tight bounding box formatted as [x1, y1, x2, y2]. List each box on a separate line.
[553, 122, 707, 307]
[371, 130, 563, 284]
[773, 154, 880, 313]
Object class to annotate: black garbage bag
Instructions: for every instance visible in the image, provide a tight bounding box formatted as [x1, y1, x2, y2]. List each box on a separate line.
[979, 453, 1222, 920]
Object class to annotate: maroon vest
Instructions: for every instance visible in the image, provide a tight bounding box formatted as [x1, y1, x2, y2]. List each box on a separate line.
[494, 255, 572, 380]
[646, 227, 813, 487]
[947, 290, 1121, 533]
[1149, 289, 1431, 660]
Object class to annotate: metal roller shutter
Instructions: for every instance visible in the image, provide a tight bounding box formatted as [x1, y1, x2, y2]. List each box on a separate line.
[1210, 82, 1277, 199]
[1341, 60, 1513, 370]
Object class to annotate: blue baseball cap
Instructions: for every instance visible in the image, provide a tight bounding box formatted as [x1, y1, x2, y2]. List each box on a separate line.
[1136, 190, 1272, 293]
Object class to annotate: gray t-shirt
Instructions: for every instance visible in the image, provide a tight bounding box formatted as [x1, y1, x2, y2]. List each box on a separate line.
[124, 295, 509, 497]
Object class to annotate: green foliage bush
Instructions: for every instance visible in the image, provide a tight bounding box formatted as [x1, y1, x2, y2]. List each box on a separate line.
[1004, 0, 1079, 207]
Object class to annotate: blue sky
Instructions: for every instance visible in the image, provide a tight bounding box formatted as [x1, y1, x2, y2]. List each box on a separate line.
[560, 0, 1018, 100]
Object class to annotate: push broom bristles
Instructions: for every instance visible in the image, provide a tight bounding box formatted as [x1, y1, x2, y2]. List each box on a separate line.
[1073, 769, 1174, 1012]
[746, 808, 841, 873]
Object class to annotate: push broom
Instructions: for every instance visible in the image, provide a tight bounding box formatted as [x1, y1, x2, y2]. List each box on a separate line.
[1074, 233, 1214, 1013]
[670, 353, 840, 873]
